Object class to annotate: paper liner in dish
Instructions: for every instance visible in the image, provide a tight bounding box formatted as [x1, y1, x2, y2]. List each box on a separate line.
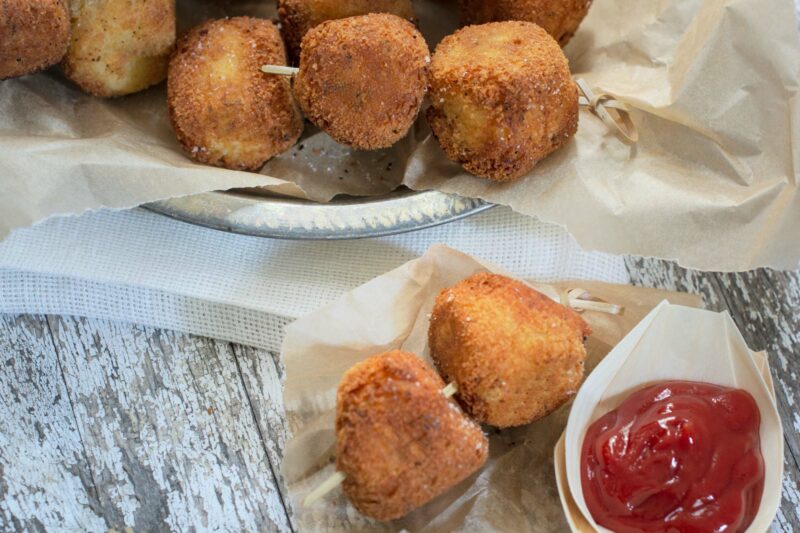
[557, 302, 783, 532]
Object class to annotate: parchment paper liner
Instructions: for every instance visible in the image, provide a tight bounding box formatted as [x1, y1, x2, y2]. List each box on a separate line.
[556, 302, 783, 532]
[280, 244, 702, 531]
[1, 0, 799, 271]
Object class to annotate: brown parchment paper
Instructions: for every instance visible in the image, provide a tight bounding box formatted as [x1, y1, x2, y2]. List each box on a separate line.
[280, 245, 702, 532]
[1, 0, 798, 271]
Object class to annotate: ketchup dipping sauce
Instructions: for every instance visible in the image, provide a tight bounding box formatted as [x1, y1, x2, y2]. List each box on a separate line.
[581, 381, 764, 533]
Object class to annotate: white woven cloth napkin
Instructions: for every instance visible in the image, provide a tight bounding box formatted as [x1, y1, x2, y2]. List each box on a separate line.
[0, 207, 628, 351]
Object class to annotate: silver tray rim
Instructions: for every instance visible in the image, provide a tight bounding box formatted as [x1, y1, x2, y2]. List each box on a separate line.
[144, 189, 494, 240]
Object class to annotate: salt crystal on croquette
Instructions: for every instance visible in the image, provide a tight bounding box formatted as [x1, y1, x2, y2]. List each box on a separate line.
[428, 273, 591, 428]
[336, 351, 488, 521]
[0, 0, 70, 80]
[459, 0, 593, 46]
[293, 14, 430, 151]
[277, 0, 416, 61]
[167, 17, 303, 171]
[426, 21, 579, 182]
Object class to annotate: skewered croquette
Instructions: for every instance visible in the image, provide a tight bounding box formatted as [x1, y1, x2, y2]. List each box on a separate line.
[459, 0, 593, 46]
[293, 14, 430, 150]
[63, 0, 175, 97]
[0, 0, 70, 80]
[277, 0, 416, 61]
[426, 21, 579, 181]
[429, 273, 591, 428]
[168, 18, 303, 171]
[336, 351, 488, 521]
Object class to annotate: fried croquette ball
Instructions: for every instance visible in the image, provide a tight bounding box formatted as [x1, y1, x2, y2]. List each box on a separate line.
[428, 273, 591, 428]
[336, 350, 488, 521]
[293, 14, 429, 150]
[277, 0, 416, 60]
[63, 0, 175, 97]
[0, 0, 70, 80]
[459, 0, 593, 46]
[167, 18, 303, 171]
[426, 21, 579, 181]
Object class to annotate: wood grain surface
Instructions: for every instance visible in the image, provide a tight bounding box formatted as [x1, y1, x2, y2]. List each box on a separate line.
[0, 261, 797, 532]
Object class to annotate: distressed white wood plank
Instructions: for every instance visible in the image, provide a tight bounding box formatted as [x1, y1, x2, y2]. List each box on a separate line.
[625, 258, 800, 530]
[775, 459, 800, 532]
[47, 316, 292, 532]
[232, 345, 295, 527]
[0, 314, 106, 532]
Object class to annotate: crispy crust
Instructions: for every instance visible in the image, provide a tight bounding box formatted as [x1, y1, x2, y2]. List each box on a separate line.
[63, 0, 175, 97]
[428, 273, 591, 428]
[426, 21, 578, 181]
[336, 351, 488, 521]
[459, 0, 593, 46]
[167, 17, 303, 171]
[277, 0, 415, 62]
[0, 0, 70, 80]
[293, 13, 430, 150]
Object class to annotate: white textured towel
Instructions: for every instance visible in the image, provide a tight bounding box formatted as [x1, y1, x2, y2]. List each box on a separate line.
[0, 207, 628, 351]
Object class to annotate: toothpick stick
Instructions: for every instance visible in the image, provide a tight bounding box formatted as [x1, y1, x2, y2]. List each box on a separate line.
[562, 287, 624, 316]
[302, 382, 460, 508]
[575, 78, 638, 145]
[261, 64, 300, 76]
[578, 96, 628, 110]
[569, 299, 624, 315]
[303, 471, 346, 508]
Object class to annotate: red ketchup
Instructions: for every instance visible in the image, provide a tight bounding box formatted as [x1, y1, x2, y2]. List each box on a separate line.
[581, 381, 764, 533]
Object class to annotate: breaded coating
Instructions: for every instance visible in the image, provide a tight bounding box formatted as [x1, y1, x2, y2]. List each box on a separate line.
[63, 0, 175, 97]
[168, 18, 303, 171]
[277, 0, 415, 61]
[426, 21, 578, 181]
[336, 351, 488, 521]
[429, 273, 591, 428]
[459, 0, 593, 46]
[0, 0, 70, 80]
[294, 14, 430, 150]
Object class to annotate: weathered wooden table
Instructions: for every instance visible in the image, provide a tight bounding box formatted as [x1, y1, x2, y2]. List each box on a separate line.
[0, 258, 797, 532]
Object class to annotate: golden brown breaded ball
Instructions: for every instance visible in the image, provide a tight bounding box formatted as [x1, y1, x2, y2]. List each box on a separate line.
[426, 21, 579, 181]
[63, 0, 175, 97]
[277, 0, 416, 61]
[293, 13, 429, 150]
[168, 18, 303, 171]
[428, 273, 591, 428]
[0, 0, 70, 80]
[459, 0, 593, 46]
[336, 350, 488, 521]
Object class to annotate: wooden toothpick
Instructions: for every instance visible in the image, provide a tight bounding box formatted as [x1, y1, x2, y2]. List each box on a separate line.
[560, 287, 624, 316]
[303, 471, 347, 508]
[302, 382, 459, 508]
[441, 382, 458, 399]
[261, 65, 300, 76]
[575, 78, 639, 146]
